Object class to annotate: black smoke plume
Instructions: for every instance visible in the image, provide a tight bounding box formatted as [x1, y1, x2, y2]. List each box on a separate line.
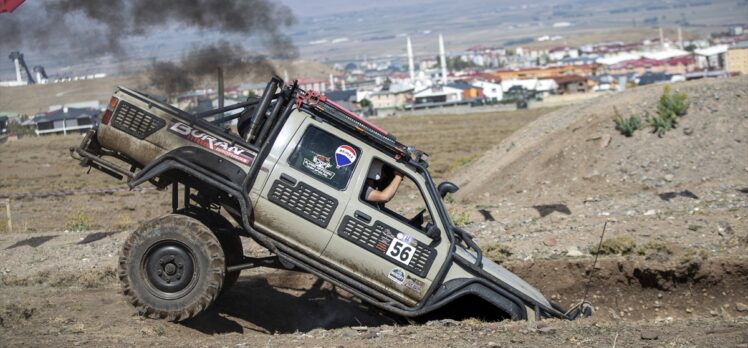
[1, 0, 298, 93]
[1, 0, 296, 55]
[149, 41, 279, 96]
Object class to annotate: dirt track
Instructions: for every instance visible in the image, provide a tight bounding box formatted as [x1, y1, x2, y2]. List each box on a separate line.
[1, 77, 747, 346]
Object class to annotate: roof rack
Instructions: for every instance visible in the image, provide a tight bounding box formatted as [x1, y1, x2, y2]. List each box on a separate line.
[296, 89, 414, 160]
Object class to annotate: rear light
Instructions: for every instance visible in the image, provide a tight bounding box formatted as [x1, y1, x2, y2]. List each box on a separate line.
[101, 109, 113, 124]
[102, 97, 118, 125]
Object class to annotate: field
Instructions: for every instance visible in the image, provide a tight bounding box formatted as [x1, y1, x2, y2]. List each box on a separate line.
[1, 78, 747, 347]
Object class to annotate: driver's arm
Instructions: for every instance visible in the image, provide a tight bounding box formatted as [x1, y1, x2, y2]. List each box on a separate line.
[366, 172, 403, 203]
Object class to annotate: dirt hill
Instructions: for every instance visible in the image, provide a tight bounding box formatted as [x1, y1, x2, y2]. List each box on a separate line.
[455, 76, 748, 205]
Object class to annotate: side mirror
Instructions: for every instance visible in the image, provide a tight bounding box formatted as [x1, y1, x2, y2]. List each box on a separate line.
[438, 181, 459, 198]
[426, 225, 441, 242]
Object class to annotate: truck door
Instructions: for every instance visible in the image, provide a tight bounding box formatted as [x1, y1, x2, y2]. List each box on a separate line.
[321, 154, 449, 305]
[253, 119, 362, 256]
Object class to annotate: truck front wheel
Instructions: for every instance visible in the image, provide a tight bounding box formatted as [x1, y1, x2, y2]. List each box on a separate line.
[118, 214, 225, 321]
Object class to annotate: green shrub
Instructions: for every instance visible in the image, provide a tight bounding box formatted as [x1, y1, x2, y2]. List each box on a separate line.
[450, 211, 472, 227]
[65, 209, 91, 232]
[657, 85, 689, 119]
[613, 107, 641, 137]
[646, 112, 675, 138]
[482, 243, 513, 263]
[590, 236, 636, 255]
[647, 86, 689, 137]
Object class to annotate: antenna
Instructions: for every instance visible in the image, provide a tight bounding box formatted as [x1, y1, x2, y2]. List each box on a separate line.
[564, 220, 607, 319]
[582, 221, 607, 304]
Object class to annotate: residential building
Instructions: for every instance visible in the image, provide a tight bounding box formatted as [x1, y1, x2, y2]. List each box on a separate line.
[33, 107, 99, 135]
[694, 45, 729, 70]
[446, 81, 484, 101]
[369, 88, 413, 111]
[471, 80, 503, 102]
[413, 86, 463, 105]
[552, 75, 588, 94]
[726, 41, 748, 75]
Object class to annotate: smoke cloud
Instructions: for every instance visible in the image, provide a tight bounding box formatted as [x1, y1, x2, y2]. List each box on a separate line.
[149, 41, 278, 96]
[1, 0, 296, 55]
[1, 0, 298, 94]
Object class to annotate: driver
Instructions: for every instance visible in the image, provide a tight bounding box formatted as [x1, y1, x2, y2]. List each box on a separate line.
[364, 161, 403, 203]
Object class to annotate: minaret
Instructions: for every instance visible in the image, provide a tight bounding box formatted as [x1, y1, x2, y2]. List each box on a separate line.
[659, 27, 664, 46]
[439, 34, 448, 85]
[9, 52, 22, 83]
[677, 27, 683, 49]
[407, 36, 415, 81]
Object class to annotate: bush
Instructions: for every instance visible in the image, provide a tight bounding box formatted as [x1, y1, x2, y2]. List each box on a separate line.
[657, 85, 689, 119]
[590, 236, 636, 255]
[450, 211, 472, 227]
[482, 242, 513, 263]
[647, 85, 689, 137]
[613, 107, 641, 137]
[647, 112, 675, 138]
[65, 209, 91, 232]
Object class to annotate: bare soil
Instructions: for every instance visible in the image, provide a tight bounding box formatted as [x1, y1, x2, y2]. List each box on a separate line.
[1, 77, 747, 346]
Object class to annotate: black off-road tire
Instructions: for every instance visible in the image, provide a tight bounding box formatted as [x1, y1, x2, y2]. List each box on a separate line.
[118, 214, 225, 322]
[174, 209, 243, 293]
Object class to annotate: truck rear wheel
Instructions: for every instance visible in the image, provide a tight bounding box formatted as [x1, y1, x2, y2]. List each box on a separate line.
[174, 208, 243, 294]
[118, 214, 225, 321]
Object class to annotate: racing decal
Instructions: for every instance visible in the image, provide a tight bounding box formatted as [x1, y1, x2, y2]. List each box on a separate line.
[388, 268, 405, 285]
[335, 145, 357, 168]
[303, 154, 336, 180]
[385, 233, 416, 266]
[169, 122, 255, 165]
[404, 276, 424, 292]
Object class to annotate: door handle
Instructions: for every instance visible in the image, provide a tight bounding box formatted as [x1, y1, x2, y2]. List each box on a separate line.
[280, 173, 297, 185]
[354, 210, 371, 223]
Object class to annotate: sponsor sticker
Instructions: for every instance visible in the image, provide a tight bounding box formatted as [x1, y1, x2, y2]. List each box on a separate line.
[168, 122, 255, 165]
[302, 154, 336, 180]
[388, 268, 405, 285]
[404, 276, 424, 292]
[396, 232, 414, 245]
[335, 145, 357, 168]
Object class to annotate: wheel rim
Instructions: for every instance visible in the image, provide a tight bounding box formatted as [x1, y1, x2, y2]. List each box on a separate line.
[141, 241, 197, 300]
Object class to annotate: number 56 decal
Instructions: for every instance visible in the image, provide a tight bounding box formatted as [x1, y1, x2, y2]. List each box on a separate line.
[386, 239, 415, 266]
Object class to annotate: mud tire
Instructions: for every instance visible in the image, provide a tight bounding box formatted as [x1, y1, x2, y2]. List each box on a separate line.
[174, 209, 243, 293]
[118, 214, 225, 322]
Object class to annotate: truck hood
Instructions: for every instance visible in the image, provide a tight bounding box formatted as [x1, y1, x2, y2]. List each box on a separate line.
[455, 246, 552, 308]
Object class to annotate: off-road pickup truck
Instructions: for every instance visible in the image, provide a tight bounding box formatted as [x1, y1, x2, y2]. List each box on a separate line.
[72, 77, 590, 322]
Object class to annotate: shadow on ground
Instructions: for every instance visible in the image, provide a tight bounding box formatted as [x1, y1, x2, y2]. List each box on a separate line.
[181, 272, 399, 334]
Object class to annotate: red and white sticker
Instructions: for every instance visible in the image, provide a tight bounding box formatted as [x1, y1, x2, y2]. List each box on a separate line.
[335, 145, 357, 168]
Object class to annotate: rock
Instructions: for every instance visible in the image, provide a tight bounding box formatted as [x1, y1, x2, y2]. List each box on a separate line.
[599, 134, 611, 148]
[543, 238, 557, 247]
[537, 326, 556, 335]
[664, 174, 674, 182]
[566, 246, 584, 257]
[640, 331, 659, 340]
[683, 126, 694, 135]
[486, 342, 500, 348]
[717, 221, 734, 237]
[644, 209, 656, 216]
[709, 309, 719, 316]
[736, 302, 748, 312]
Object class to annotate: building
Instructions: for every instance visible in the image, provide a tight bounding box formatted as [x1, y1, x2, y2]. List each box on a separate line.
[471, 80, 503, 102]
[446, 81, 484, 101]
[369, 88, 413, 112]
[33, 107, 99, 135]
[493, 64, 599, 80]
[726, 41, 748, 75]
[552, 75, 588, 94]
[694, 45, 729, 70]
[413, 86, 463, 105]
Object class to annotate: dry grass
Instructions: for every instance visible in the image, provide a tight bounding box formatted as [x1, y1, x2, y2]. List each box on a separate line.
[371, 107, 557, 180]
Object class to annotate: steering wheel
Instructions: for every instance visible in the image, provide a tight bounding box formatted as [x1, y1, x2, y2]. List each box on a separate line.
[409, 208, 426, 227]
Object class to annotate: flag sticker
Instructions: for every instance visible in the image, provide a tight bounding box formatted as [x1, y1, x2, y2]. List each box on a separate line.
[335, 145, 357, 168]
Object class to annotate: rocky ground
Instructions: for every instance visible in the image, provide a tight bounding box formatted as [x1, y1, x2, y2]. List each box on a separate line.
[0, 77, 747, 346]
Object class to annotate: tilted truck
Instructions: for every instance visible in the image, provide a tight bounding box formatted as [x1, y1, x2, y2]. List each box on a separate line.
[71, 77, 591, 322]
